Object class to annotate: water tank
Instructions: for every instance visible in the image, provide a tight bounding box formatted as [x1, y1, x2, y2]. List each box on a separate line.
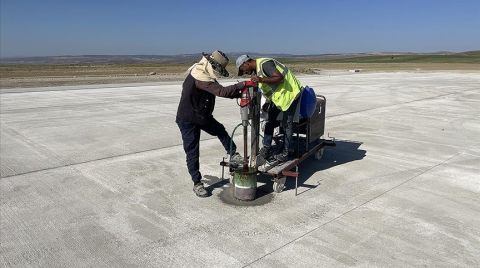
[300, 86, 316, 118]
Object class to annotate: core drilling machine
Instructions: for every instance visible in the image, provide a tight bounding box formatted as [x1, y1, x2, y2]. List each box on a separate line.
[221, 83, 336, 200]
[222, 80, 261, 201]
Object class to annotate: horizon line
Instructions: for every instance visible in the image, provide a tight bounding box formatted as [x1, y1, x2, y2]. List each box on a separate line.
[2, 50, 479, 59]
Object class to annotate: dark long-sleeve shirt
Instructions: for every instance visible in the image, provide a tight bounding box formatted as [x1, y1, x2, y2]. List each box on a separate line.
[176, 74, 244, 125]
[195, 79, 243, 98]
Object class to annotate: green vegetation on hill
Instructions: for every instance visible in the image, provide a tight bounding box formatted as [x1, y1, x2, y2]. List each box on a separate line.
[1, 51, 479, 88]
[280, 51, 480, 64]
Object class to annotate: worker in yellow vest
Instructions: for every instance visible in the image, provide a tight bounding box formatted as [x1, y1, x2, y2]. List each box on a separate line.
[236, 55, 302, 164]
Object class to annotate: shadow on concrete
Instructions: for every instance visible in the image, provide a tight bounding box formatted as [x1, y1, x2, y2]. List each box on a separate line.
[204, 175, 273, 199]
[204, 175, 275, 205]
[204, 139, 365, 197]
[202, 175, 229, 197]
[284, 139, 366, 195]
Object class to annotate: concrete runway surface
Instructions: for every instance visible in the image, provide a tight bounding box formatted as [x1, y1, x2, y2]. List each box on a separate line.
[1, 72, 479, 267]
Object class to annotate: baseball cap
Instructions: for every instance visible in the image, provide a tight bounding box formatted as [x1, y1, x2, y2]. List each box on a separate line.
[236, 54, 251, 76]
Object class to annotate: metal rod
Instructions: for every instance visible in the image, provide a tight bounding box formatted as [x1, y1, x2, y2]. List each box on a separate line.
[221, 157, 225, 180]
[243, 125, 248, 171]
[296, 123, 300, 158]
[250, 89, 260, 168]
[295, 165, 298, 196]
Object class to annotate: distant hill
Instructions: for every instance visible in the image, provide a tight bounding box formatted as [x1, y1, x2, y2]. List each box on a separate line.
[0, 53, 296, 64]
[313, 51, 480, 64]
[1, 51, 479, 64]
[0, 54, 201, 65]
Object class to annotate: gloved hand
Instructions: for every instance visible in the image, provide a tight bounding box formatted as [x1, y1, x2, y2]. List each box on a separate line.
[244, 80, 257, 87]
[251, 75, 262, 84]
[233, 82, 245, 98]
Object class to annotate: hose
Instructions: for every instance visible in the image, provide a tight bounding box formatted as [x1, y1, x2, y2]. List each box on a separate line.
[228, 122, 244, 157]
[228, 120, 264, 159]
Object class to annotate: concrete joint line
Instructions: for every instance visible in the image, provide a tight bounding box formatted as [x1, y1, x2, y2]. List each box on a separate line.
[242, 152, 462, 267]
[1, 126, 247, 179]
[1, 137, 211, 179]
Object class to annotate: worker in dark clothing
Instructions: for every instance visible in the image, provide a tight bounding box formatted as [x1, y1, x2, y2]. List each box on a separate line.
[176, 50, 245, 197]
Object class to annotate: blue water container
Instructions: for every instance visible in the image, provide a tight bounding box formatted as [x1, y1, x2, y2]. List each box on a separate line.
[300, 86, 316, 118]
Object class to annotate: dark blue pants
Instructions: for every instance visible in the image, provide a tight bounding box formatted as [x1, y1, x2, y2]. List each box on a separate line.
[177, 118, 236, 184]
[263, 97, 299, 152]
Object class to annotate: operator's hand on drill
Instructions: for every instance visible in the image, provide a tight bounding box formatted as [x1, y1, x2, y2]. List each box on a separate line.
[244, 80, 257, 87]
[232, 81, 247, 98]
[235, 80, 257, 98]
[250, 75, 262, 84]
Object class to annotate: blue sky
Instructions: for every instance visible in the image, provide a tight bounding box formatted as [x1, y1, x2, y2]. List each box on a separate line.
[1, 0, 479, 57]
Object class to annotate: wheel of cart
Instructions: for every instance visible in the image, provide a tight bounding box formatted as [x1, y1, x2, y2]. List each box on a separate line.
[263, 94, 335, 195]
[220, 94, 335, 196]
[314, 147, 325, 160]
[272, 176, 286, 193]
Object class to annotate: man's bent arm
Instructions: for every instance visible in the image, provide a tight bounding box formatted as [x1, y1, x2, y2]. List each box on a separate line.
[195, 80, 244, 98]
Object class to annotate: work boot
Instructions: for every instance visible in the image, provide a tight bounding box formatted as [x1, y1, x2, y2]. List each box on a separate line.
[256, 146, 272, 166]
[273, 150, 289, 163]
[193, 182, 209, 198]
[229, 152, 244, 167]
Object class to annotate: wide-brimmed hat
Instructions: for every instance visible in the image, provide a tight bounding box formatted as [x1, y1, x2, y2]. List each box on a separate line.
[202, 50, 229, 77]
[236, 54, 252, 76]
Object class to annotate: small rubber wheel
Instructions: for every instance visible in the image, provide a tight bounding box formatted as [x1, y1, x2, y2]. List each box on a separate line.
[273, 177, 286, 193]
[315, 148, 325, 160]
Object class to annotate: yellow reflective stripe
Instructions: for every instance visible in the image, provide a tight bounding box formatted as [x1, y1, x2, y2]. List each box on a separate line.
[258, 58, 287, 98]
[263, 60, 287, 98]
[258, 57, 301, 111]
[263, 84, 278, 98]
[272, 59, 288, 76]
[262, 86, 273, 97]
[257, 58, 271, 77]
[261, 58, 288, 77]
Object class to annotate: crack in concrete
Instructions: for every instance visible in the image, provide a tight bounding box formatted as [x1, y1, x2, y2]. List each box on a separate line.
[0, 140, 196, 179]
[242, 153, 462, 267]
[3, 89, 478, 179]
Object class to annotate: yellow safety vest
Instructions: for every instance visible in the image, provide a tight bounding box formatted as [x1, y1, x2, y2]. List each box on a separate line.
[256, 58, 302, 111]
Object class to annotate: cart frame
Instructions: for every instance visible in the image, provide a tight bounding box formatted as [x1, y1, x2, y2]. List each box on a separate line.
[220, 94, 335, 195]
